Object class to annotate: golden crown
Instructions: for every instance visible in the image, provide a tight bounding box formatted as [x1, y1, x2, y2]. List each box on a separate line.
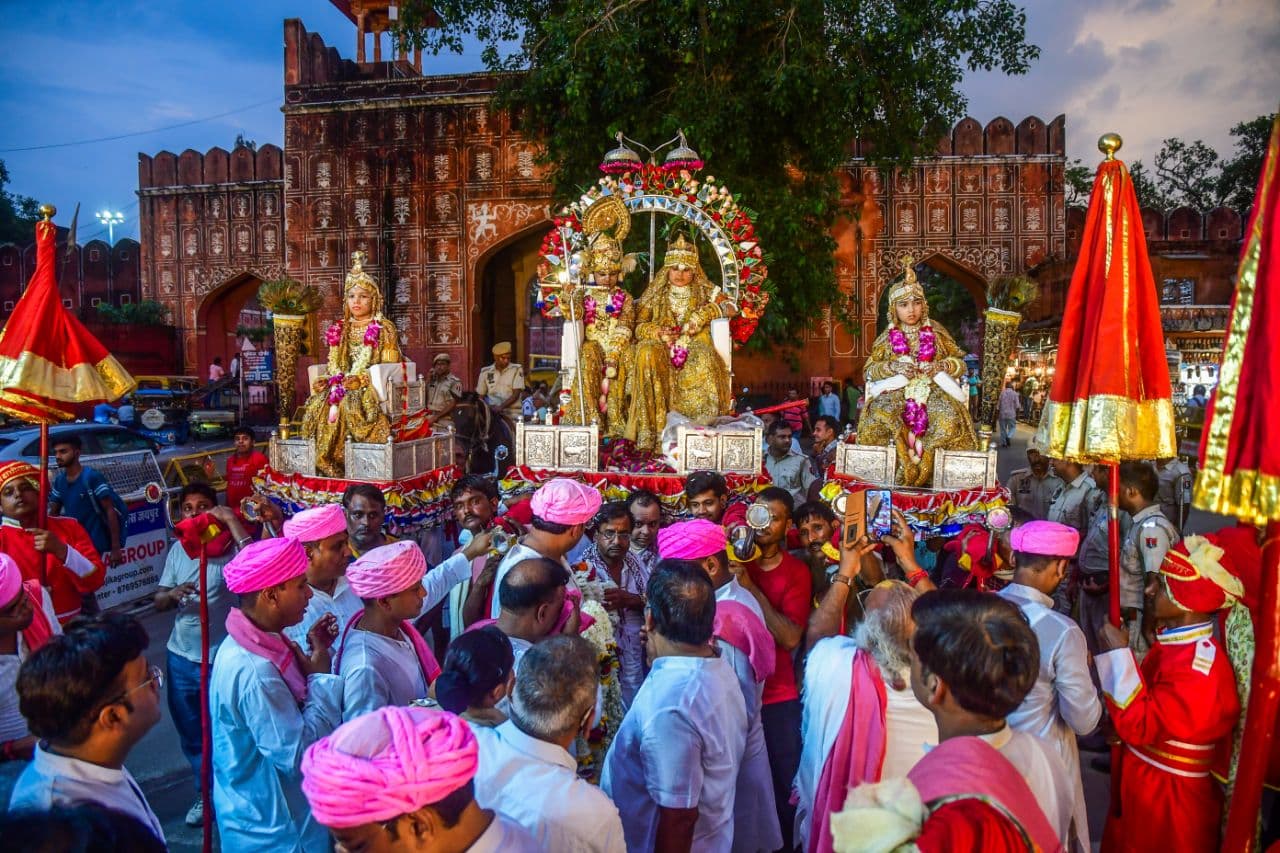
[344, 251, 378, 295]
[886, 255, 925, 306]
[663, 234, 700, 270]
[585, 233, 624, 275]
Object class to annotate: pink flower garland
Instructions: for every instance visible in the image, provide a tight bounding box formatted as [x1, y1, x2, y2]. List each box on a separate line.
[363, 323, 381, 347]
[326, 375, 346, 424]
[891, 324, 937, 446]
[583, 295, 598, 325]
[604, 290, 626, 316]
[670, 345, 689, 368]
[324, 322, 343, 347]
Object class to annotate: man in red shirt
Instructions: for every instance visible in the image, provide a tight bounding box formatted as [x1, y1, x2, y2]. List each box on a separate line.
[0, 461, 105, 624]
[735, 484, 812, 846]
[223, 427, 268, 510]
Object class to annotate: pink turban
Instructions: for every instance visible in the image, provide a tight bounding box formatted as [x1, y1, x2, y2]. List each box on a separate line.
[530, 477, 601, 525]
[347, 540, 426, 599]
[223, 536, 309, 594]
[301, 706, 478, 828]
[658, 519, 727, 560]
[283, 504, 347, 543]
[0, 553, 21, 608]
[1010, 520, 1080, 558]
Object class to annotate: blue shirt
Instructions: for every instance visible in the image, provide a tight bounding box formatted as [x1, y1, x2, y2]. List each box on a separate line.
[817, 393, 841, 419]
[50, 467, 114, 554]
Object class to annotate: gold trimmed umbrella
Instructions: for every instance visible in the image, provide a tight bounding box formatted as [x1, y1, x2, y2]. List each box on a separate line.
[1032, 134, 1178, 822]
[0, 206, 135, 523]
[1205, 112, 1280, 853]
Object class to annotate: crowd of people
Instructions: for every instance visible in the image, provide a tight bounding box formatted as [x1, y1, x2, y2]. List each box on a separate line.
[0, 427, 1255, 852]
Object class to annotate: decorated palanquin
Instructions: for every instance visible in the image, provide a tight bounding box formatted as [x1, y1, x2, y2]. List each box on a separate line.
[261, 253, 458, 531]
[535, 139, 771, 454]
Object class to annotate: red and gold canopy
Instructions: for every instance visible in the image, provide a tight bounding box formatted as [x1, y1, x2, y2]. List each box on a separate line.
[1034, 137, 1177, 461]
[1195, 115, 1280, 524]
[0, 211, 134, 424]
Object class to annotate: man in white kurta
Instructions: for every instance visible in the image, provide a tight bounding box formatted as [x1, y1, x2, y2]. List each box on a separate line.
[998, 519, 1102, 852]
[338, 541, 443, 720]
[602, 562, 748, 852]
[795, 582, 937, 852]
[472, 636, 626, 852]
[279, 504, 360, 654]
[658, 519, 780, 853]
[210, 537, 344, 853]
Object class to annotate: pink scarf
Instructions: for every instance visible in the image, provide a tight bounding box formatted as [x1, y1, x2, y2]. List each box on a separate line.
[225, 607, 309, 704]
[20, 580, 54, 653]
[713, 600, 775, 684]
[336, 611, 442, 686]
[809, 649, 887, 853]
[909, 736, 1062, 853]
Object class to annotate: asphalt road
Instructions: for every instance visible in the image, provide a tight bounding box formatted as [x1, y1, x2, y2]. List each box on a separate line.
[125, 423, 1222, 849]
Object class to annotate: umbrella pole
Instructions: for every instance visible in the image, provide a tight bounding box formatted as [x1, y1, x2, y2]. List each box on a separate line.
[1221, 519, 1280, 851]
[199, 542, 213, 853]
[1107, 460, 1123, 819]
[37, 423, 49, 529]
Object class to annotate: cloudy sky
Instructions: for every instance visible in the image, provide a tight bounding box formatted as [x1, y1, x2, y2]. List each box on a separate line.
[1, 0, 1276, 243]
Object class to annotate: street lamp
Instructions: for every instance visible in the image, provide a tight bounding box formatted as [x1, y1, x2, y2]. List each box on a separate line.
[96, 210, 125, 245]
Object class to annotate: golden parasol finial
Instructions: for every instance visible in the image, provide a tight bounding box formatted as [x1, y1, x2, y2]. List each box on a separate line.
[38, 203, 56, 221]
[1097, 133, 1123, 161]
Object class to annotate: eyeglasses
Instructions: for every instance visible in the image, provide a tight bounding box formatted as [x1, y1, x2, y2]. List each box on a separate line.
[597, 529, 632, 541]
[109, 664, 163, 706]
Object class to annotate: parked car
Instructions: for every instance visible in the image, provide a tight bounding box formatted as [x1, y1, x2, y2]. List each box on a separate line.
[0, 423, 160, 462]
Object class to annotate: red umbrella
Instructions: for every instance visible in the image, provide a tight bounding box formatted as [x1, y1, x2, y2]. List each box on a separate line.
[1199, 113, 1280, 852]
[1032, 133, 1178, 818]
[0, 205, 135, 526]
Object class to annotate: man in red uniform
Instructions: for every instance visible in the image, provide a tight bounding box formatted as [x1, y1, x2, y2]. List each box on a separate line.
[1096, 527, 1257, 853]
[0, 461, 106, 624]
[736, 484, 813, 845]
[223, 427, 268, 510]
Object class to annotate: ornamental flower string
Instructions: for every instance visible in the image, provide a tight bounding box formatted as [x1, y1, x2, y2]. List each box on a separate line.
[894, 323, 937, 462]
[583, 294, 598, 325]
[604, 289, 626, 316]
[362, 323, 381, 347]
[324, 322, 343, 348]
[326, 375, 346, 424]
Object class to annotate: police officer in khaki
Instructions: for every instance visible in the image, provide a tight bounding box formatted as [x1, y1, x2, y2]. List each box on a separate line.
[1006, 447, 1065, 520]
[426, 352, 463, 428]
[476, 341, 525, 418]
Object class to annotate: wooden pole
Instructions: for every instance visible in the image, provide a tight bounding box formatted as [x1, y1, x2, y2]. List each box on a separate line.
[199, 542, 213, 853]
[1221, 519, 1280, 851]
[1107, 460, 1123, 818]
[36, 423, 49, 530]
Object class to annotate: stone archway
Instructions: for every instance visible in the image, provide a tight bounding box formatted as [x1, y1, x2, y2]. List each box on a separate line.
[468, 220, 551, 379]
[195, 272, 264, 379]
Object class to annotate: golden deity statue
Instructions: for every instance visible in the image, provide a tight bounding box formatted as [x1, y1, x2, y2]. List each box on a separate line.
[856, 260, 979, 487]
[299, 252, 403, 477]
[623, 235, 732, 452]
[559, 196, 637, 432]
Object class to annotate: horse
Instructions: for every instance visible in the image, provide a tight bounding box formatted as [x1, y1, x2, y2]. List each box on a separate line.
[450, 391, 515, 477]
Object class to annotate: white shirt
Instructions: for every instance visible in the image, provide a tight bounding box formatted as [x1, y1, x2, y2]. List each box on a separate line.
[283, 576, 363, 654]
[716, 577, 765, 623]
[490, 543, 574, 619]
[508, 634, 534, 674]
[473, 720, 626, 853]
[210, 632, 344, 853]
[998, 582, 1101, 851]
[0, 587, 60, 742]
[339, 627, 430, 721]
[158, 543, 234, 662]
[714, 584, 781, 853]
[602, 654, 748, 853]
[795, 636, 936, 851]
[981, 724, 1075, 851]
[467, 812, 540, 852]
[10, 744, 164, 842]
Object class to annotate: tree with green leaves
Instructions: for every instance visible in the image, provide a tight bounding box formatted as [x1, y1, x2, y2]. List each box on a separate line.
[1219, 114, 1275, 212]
[0, 159, 39, 246]
[396, 0, 1038, 343]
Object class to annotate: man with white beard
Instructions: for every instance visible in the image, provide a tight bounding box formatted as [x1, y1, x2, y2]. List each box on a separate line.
[794, 580, 938, 853]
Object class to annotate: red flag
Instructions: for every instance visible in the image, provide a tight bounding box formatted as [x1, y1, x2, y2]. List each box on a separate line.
[1034, 141, 1177, 461]
[0, 211, 134, 423]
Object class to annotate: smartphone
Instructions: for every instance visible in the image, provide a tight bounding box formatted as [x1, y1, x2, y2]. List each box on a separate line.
[866, 489, 893, 540]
